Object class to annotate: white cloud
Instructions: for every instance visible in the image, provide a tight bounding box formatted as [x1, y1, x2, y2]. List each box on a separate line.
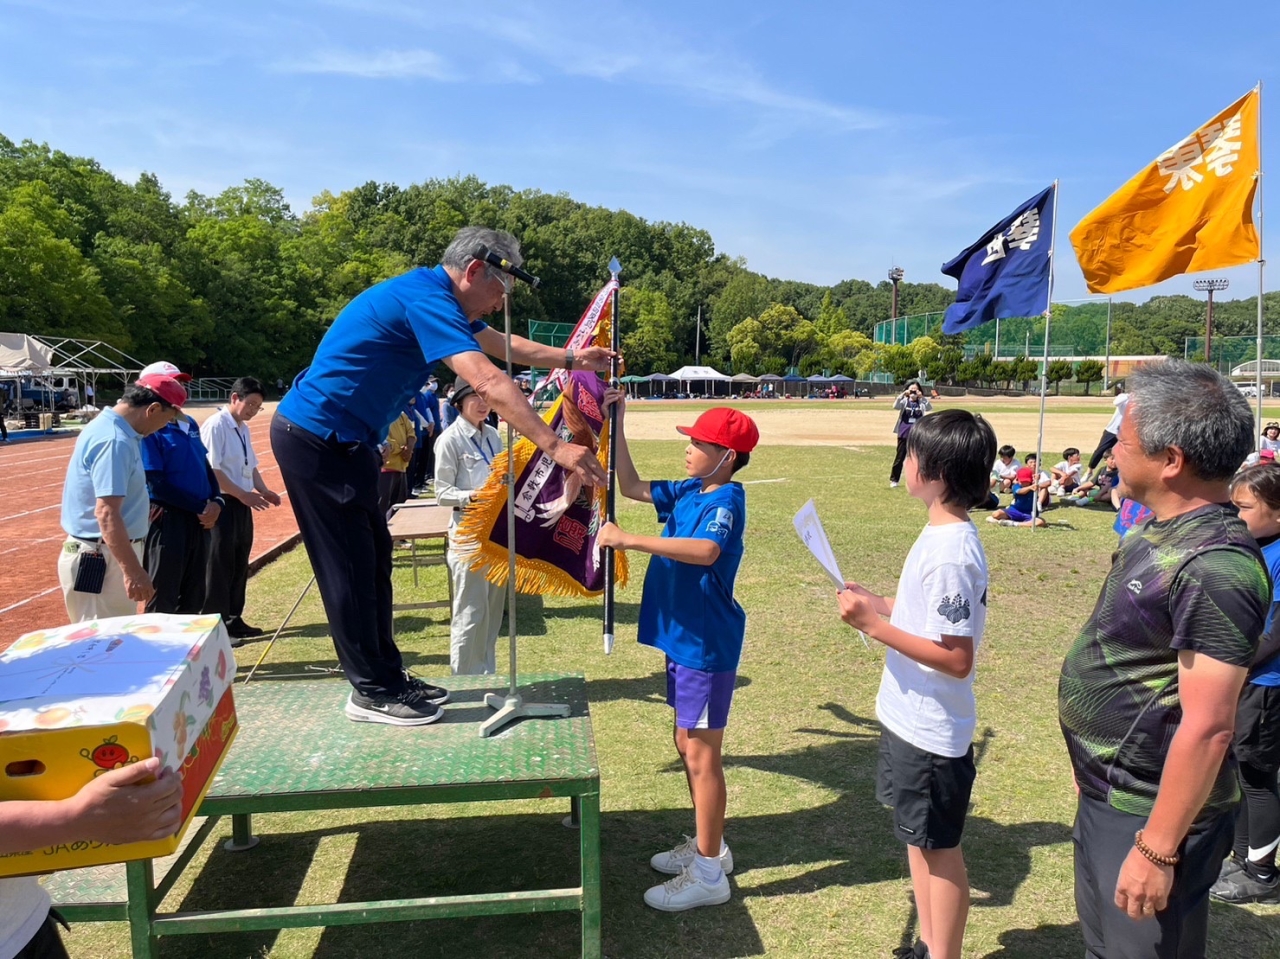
[275, 48, 456, 81]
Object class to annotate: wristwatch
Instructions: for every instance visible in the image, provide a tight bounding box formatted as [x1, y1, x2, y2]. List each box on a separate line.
[565, 349, 576, 370]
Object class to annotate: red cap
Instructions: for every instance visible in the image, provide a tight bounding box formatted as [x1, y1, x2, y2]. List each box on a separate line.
[1015, 466, 1034, 485]
[139, 360, 192, 383]
[676, 407, 759, 453]
[135, 374, 187, 408]
[1262, 449, 1277, 461]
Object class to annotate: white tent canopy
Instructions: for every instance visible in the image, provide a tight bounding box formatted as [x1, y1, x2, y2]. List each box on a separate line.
[0, 333, 53, 375]
[668, 365, 730, 380]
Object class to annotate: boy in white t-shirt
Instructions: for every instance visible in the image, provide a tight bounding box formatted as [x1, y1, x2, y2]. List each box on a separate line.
[836, 408, 995, 959]
[989, 444, 1021, 493]
[1049, 447, 1083, 495]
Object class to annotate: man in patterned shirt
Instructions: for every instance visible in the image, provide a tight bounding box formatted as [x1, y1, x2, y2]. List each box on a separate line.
[1058, 360, 1268, 959]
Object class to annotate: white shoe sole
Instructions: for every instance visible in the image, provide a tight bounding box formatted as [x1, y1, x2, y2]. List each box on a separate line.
[643, 881, 731, 912]
[344, 700, 444, 726]
[651, 849, 734, 876]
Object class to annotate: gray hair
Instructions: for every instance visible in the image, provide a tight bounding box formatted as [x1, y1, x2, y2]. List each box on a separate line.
[1127, 359, 1255, 481]
[441, 227, 522, 271]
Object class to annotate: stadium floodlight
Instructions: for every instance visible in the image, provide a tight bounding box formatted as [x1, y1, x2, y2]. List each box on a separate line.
[1193, 278, 1230, 365]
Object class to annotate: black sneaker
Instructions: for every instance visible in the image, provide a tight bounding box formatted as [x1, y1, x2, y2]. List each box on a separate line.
[1210, 867, 1280, 904]
[403, 670, 450, 704]
[345, 687, 444, 726]
[892, 943, 930, 959]
[226, 618, 265, 639]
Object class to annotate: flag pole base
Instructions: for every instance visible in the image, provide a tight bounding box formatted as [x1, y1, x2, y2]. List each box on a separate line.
[478, 691, 571, 738]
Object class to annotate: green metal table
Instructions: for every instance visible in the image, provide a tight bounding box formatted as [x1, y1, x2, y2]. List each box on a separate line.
[45, 673, 601, 958]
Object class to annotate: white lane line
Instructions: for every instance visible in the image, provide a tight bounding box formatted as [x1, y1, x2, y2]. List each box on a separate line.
[0, 586, 59, 616]
[0, 504, 59, 522]
[0, 536, 60, 557]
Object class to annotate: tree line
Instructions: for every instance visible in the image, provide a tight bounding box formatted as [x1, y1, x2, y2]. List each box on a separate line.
[1, 132, 1276, 383]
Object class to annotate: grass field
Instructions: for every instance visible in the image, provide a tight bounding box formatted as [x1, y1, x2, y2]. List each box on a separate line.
[61, 413, 1280, 958]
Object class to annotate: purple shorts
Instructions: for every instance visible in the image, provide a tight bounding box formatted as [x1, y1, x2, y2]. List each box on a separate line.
[666, 657, 737, 730]
[1005, 505, 1034, 523]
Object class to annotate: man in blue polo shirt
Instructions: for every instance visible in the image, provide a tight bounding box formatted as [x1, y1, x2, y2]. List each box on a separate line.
[138, 361, 224, 617]
[58, 374, 188, 622]
[273, 226, 615, 727]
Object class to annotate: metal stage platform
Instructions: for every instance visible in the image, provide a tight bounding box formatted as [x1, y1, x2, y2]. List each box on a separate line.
[44, 673, 602, 958]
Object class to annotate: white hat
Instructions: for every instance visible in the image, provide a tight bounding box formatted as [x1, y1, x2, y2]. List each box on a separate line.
[139, 360, 192, 383]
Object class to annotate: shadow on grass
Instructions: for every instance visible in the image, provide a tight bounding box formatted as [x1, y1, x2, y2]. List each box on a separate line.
[161, 811, 768, 959]
[586, 673, 753, 706]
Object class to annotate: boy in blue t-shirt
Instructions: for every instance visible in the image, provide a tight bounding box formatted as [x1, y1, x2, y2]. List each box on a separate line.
[597, 393, 759, 913]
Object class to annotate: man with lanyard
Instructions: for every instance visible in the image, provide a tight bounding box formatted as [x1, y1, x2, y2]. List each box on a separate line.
[58, 374, 187, 621]
[138, 361, 224, 616]
[202, 376, 281, 641]
[272, 226, 614, 727]
[433, 378, 505, 675]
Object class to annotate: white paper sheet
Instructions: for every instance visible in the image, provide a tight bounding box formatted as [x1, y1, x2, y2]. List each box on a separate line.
[793, 500, 870, 649]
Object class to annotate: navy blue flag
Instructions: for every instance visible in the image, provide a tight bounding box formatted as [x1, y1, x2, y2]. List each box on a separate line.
[941, 185, 1055, 335]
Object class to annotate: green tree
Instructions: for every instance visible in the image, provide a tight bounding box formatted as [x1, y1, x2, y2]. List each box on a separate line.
[1075, 359, 1104, 395]
[618, 287, 677, 375]
[1046, 359, 1075, 395]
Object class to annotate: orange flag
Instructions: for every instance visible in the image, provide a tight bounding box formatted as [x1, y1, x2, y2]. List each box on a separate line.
[1070, 89, 1260, 294]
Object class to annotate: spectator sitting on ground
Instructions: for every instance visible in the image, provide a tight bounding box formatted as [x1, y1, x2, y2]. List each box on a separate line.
[1050, 447, 1083, 495]
[990, 444, 1021, 493]
[988, 461, 1049, 527]
[1062, 450, 1121, 509]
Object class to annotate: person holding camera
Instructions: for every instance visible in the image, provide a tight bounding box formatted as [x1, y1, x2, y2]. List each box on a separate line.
[889, 382, 932, 488]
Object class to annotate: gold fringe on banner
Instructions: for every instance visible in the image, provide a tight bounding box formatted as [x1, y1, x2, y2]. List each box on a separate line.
[452, 278, 628, 598]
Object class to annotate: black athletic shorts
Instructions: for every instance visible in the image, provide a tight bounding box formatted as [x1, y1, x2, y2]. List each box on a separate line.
[876, 726, 975, 849]
[1233, 682, 1280, 773]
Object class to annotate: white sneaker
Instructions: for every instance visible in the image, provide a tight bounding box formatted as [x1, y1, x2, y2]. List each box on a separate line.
[889, 481, 899, 488]
[643, 864, 731, 912]
[650, 835, 733, 875]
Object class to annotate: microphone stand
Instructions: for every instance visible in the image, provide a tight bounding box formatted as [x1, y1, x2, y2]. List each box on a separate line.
[603, 257, 621, 653]
[479, 290, 571, 737]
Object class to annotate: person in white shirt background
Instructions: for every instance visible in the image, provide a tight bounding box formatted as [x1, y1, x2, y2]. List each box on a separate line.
[201, 376, 281, 642]
[1088, 390, 1128, 470]
[433, 378, 505, 677]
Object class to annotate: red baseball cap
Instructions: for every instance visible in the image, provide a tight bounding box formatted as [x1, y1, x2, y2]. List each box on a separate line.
[1015, 466, 1034, 485]
[135, 374, 187, 408]
[676, 407, 759, 453]
[139, 360, 192, 383]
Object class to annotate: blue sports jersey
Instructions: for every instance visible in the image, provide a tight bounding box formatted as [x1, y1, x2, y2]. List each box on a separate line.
[141, 416, 219, 514]
[637, 478, 747, 672]
[278, 266, 488, 446]
[1251, 535, 1280, 686]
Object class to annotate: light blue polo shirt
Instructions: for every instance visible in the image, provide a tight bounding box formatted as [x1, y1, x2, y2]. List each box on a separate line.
[278, 266, 488, 447]
[60, 408, 150, 540]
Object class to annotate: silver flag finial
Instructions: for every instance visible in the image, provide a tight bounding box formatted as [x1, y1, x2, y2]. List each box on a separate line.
[609, 256, 621, 277]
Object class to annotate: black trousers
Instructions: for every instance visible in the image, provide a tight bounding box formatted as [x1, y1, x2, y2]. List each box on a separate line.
[889, 434, 909, 482]
[204, 496, 253, 624]
[16, 911, 69, 959]
[271, 415, 404, 696]
[144, 505, 208, 614]
[409, 438, 434, 489]
[1090, 430, 1120, 470]
[377, 470, 408, 518]
[1073, 793, 1233, 959]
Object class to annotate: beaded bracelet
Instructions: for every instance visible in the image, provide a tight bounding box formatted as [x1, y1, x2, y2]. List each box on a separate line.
[1134, 830, 1180, 867]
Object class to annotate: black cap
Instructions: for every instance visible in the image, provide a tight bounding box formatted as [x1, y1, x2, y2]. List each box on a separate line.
[451, 378, 477, 408]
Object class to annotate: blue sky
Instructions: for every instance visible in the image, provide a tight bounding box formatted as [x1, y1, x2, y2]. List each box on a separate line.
[2, 0, 1279, 305]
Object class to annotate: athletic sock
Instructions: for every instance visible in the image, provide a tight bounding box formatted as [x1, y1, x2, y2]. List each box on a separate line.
[693, 853, 723, 884]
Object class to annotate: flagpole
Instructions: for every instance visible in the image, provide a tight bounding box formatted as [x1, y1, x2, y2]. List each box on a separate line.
[1256, 80, 1266, 441]
[1032, 181, 1059, 531]
[1103, 296, 1113, 392]
[603, 256, 622, 654]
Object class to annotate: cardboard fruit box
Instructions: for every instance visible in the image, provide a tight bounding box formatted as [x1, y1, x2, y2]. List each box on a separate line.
[0, 614, 238, 876]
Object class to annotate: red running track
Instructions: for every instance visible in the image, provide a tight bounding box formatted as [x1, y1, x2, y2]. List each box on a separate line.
[0, 404, 299, 649]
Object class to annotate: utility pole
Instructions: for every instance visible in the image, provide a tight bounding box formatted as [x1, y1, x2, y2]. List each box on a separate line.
[694, 305, 701, 364]
[888, 267, 904, 344]
[1193, 278, 1229, 368]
